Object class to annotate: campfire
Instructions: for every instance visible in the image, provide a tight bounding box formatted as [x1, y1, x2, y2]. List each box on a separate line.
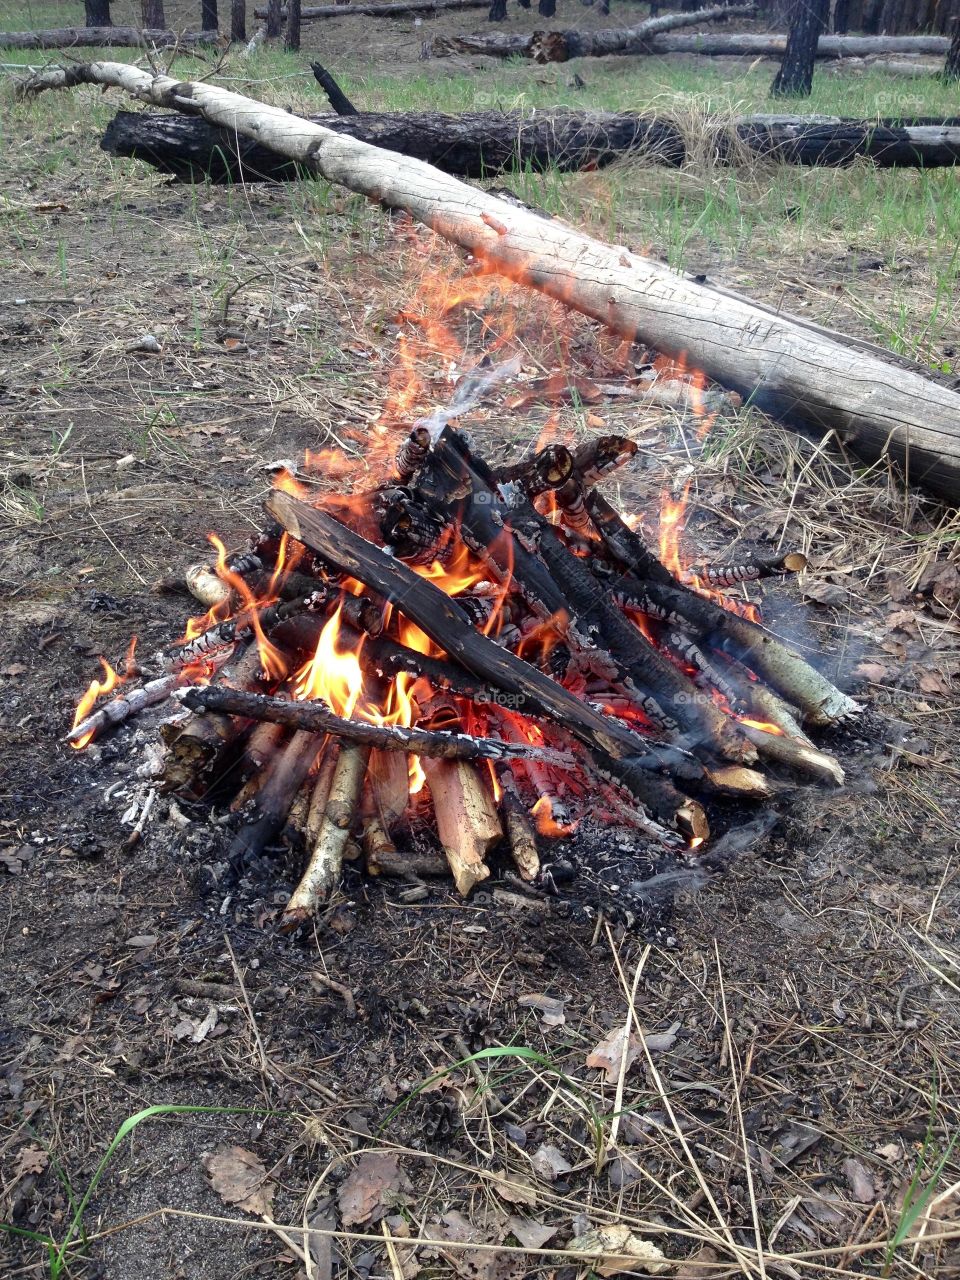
[67, 353, 858, 934]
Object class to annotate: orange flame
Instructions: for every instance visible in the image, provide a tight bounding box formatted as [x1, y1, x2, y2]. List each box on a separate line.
[739, 717, 785, 736]
[531, 795, 578, 839]
[297, 604, 364, 718]
[210, 534, 288, 681]
[71, 658, 122, 750]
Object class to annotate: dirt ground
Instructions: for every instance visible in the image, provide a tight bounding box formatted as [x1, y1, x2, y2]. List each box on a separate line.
[2, 24, 960, 1280]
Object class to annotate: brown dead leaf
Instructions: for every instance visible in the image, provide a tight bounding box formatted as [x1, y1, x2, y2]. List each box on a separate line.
[517, 993, 565, 1029]
[918, 669, 953, 696]
[569, 1224, 669, 1276]
[530, 1144, 572, 1182]
[202, 1145, 274, 1217]
[803, 580, 850, 607]
[338, 1152, 407, 1226]
[586, 1022, 678, 1082]
[841, 1156, 876, 1204]
[506, 1216, 556, 1249]
[13, 1145, 48, 1179]
[677, 1244, 721, 1278]
[490, 1169, 538, 1206]
[854, 660, 894, 683]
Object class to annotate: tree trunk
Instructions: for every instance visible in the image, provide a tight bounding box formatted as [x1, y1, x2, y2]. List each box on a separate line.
[102, 107, 960, 181]
[944, 26, 960, 77]
[285, 0, 301, 46]
[141, 0, 166, 26]
[538, 0, 557, 15]
[832, 0, 849, 33]
[24, 62, 960, 503]
[310, 62, 358, 112]
[231, 0, 247, 38]
[84, 0, 112, 23]
[255, 0, 488, 16]
[0, 25, 217, 46]
[771, 0, 830, 95]
[201, 0, 219, 29]
[488, 0, 507, 18]
[432, 28, 949, 57]
[266, 0, 282, 34]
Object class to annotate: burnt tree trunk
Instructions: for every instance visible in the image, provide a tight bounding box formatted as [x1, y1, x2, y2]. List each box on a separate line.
[944, 26, 960, 77]
[772, 0, 829, 96]
[231, 0, 247, 38]
[141, 0, 166, 26]
[310, 62, 358, 112]
[285, 0, 301, 46]
[101, 107, 960, 183]
[832, 0, 849, 31]
[488, 0, 507, 18]
[266, 0, 283, 35]
[84, 0, 112, 23]
[538, 0, 557, 14]
[201, 0, 219, 30]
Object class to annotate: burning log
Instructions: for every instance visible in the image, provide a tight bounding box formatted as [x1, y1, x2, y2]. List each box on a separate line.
[421, 756, 501, 895]
[264, 491, 709, 836]
[161, 641, 265, 794]
[741, 724, 845, 785]
[230, 728, 324, 870]
[25, 63, 960, 500]
[67, 672, 184, 748]
[684, 551, 808, 587]
[185, 562, 232, 608]
[281, 741, 369, 928]
[180, 685, 578, 767]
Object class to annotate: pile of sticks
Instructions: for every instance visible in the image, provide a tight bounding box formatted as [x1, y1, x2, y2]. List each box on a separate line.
[69, 368, 857, 931]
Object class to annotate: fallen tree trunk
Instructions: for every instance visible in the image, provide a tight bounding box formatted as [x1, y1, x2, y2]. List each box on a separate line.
[432, 29, 951, 60]
[527, 3, 759, 61]
[21, 62, 960, 503]
[254, 0, 488, 17]
[102, 107, 960, 178]
[0, 25, 218, 48]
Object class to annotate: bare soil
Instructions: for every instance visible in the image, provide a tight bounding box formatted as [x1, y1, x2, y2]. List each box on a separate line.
[2, 45, 960, 1280]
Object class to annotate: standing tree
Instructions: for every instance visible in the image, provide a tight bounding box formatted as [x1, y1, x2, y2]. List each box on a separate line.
[771, 0, 829, 96]
[141, 0, 166, 26]
[944, 25, 960, 78]
[201, 0, 219, 30]
[488, 0, 507, 19]
[285, 0, 302, 47]
[231, 0, 246, 39]
[538, 0, 556, 14]
[84, 0, 112, 22]
[266, 0, 282, 35]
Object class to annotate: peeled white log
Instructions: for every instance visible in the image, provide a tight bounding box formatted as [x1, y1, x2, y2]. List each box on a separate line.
[19, 62, 960, 503]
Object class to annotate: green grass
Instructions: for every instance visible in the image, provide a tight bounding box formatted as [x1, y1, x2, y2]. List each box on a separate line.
[0, 1104, 271, 1279]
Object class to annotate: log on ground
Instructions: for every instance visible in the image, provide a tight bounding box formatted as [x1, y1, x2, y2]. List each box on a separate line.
[432, 29, 950, 61]
[254, 0, 488, 17]
[102, 108, 960, 180]
[23, 62, 960, 502]
[0, 26, 218, 48]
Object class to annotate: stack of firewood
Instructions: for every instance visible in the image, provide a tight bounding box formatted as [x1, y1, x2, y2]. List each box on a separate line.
[69, 366, 857, 932]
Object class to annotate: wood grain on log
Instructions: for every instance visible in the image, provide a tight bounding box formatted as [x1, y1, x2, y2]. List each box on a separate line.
[24, 62, 960, 501]
[103, 108, 960, 178]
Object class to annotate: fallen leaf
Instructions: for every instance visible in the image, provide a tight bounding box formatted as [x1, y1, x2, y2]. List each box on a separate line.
[586, 1022, 678, 1083]
[490, 1169, 538, 1206]
[854, 660, 893, 683]
[506, 1216, 556, 1249]
[338, 1152, 406, 1226]
[918, 669, 952, 696]
[202, 1145, 274, 1217]
[190, 1007, 219, 1043]
[517, 993, 565, 1029]
[0, 664, 27, 677]
[841, 1156, 876, 1204]
[677, 1244, 721, 1278]
[125, 934, 157, 949]
[803, 580, 850, 607]
[13, 1145, 48, 1179]
[569, 1224, 669, 1276]
[530, 1144, 572, 1182]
